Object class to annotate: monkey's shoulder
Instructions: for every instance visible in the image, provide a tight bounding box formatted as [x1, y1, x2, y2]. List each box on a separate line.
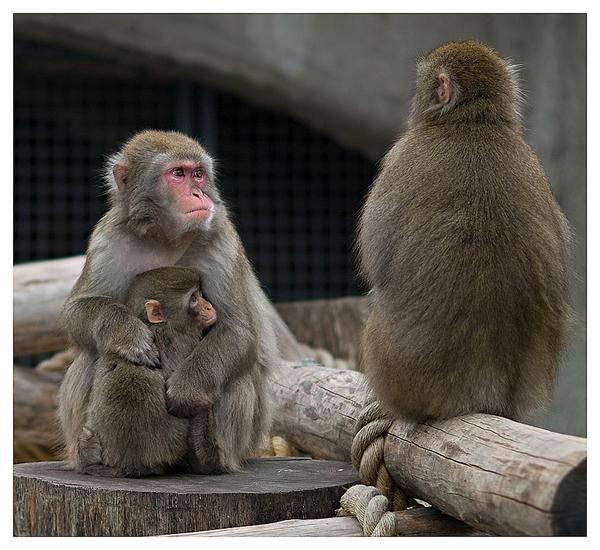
[379, 129, 550, 201]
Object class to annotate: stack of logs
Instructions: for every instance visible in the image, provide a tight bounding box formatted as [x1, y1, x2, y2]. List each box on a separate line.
[13, 256, 587, 536]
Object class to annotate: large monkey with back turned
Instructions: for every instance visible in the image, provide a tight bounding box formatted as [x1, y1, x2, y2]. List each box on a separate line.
[60, 130, 294, 471]
[357, 40, 571, 422]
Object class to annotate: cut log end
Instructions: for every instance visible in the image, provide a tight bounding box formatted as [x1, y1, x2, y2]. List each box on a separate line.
[552, 457, 587, 536]
[13, 458, 359, 536]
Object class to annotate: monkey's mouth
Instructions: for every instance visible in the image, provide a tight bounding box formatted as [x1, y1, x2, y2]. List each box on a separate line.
[185, 207, 213, 219]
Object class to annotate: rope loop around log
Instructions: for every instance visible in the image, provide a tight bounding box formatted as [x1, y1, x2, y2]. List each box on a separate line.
[349, 398, 408, 511]
[337, 484, 396, 536]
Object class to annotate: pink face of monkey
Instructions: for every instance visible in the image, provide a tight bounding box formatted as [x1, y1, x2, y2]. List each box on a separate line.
[162, 160, 214, 220]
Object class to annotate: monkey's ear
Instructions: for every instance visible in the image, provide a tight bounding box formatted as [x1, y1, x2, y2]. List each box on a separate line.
[435, 72, 453, 105]
[112, 164, 129, 192]
[145, 300, 165, 324]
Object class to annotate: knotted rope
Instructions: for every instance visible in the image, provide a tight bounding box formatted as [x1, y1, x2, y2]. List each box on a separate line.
[352, 399, 408, 511]
[338, 398, 410, 536]
[337, 484, 396, 536]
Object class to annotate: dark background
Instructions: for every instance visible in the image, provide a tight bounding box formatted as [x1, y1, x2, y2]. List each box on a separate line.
[14, 39, 374, 302]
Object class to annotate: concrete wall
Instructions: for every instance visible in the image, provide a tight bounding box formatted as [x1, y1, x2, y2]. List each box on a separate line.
[14, 13, 586, 436]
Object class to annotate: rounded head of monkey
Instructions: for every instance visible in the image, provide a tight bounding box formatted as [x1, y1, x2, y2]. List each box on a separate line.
[105, 130, 221, 242]
[410, 40, 521, 126]
[126, 266, 217, 333]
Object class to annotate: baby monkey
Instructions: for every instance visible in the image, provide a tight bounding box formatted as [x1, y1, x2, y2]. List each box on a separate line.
[62, 267, 220, 477]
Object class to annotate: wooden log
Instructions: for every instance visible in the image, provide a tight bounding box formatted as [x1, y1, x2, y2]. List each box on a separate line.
[13, 256, 83, 356]
[385, 415, 587, 536]
[13, 366, 63, 463]
[270, 362, 587, 536]
[172, 517, 364, 537]
[13, 458, 359, 536]
[275, 296, 368, 366]
[176, 507, 486, 536]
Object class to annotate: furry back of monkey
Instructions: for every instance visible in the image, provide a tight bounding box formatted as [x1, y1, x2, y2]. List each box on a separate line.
[358, 41, 571, 422]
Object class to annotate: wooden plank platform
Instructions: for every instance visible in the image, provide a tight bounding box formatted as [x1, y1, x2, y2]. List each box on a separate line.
[14, 457, 358, 536]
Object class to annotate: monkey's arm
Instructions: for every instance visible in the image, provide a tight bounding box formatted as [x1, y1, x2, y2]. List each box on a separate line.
[166, 323, 256, 417]
[63, 295, 160, 368]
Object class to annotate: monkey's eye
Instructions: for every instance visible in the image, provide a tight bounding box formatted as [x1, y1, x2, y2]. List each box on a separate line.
[171, 168, 184, 177]
[190, 293, 199, 306]
[193, 168, 204, 178]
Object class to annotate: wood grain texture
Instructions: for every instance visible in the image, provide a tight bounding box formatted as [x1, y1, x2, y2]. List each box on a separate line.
[275, 296, 368, 366]
[172, 517, 364, 537]
[14, 256, 84, 356]
[386, 414, 587, 536]
[174, 506, 485, 536]
[393, 507, 488, 536]
[270, 362, 587, 536]
[14, 366, 63, 463]
[13, 458, 359, 536]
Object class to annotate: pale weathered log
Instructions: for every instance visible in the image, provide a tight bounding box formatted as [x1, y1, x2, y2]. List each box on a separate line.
[270, 362, 587, 536]
[385, 415, 587, 536]
[13, 458, 359, 536]
[176, 507, 485, 536]
[171, 517, 363, 537]
[13, 256, 84, 356]
[275, 296, 368, 366]
[13, 366, 63, 463]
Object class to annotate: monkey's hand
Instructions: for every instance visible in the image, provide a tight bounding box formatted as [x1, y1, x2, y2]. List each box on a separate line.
[165, 372, 218, 417]
[94, 311, 160, 369]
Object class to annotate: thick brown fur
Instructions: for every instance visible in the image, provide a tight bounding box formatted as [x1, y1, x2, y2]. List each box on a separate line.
[68, 267, 228, 477]
[357, 41, 571, 422]
[59, 131, 275, 475]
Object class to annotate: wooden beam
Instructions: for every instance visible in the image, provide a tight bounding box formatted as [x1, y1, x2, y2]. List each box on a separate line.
[175, 507, 486, 536]
[270, 362, 587, 536]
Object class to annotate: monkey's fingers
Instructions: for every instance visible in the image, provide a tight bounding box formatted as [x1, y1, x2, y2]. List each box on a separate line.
[117, 342, 161, 369]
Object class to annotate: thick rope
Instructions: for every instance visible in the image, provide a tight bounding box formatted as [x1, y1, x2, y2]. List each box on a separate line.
[351, 399, 408, 511]
[337, 398, 411, 536]
[337, 484, 396, 536]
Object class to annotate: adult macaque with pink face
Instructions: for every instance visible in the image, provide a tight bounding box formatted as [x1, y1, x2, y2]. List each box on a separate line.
[60, 130, 287, 472]
[159, 160, 214, 220]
